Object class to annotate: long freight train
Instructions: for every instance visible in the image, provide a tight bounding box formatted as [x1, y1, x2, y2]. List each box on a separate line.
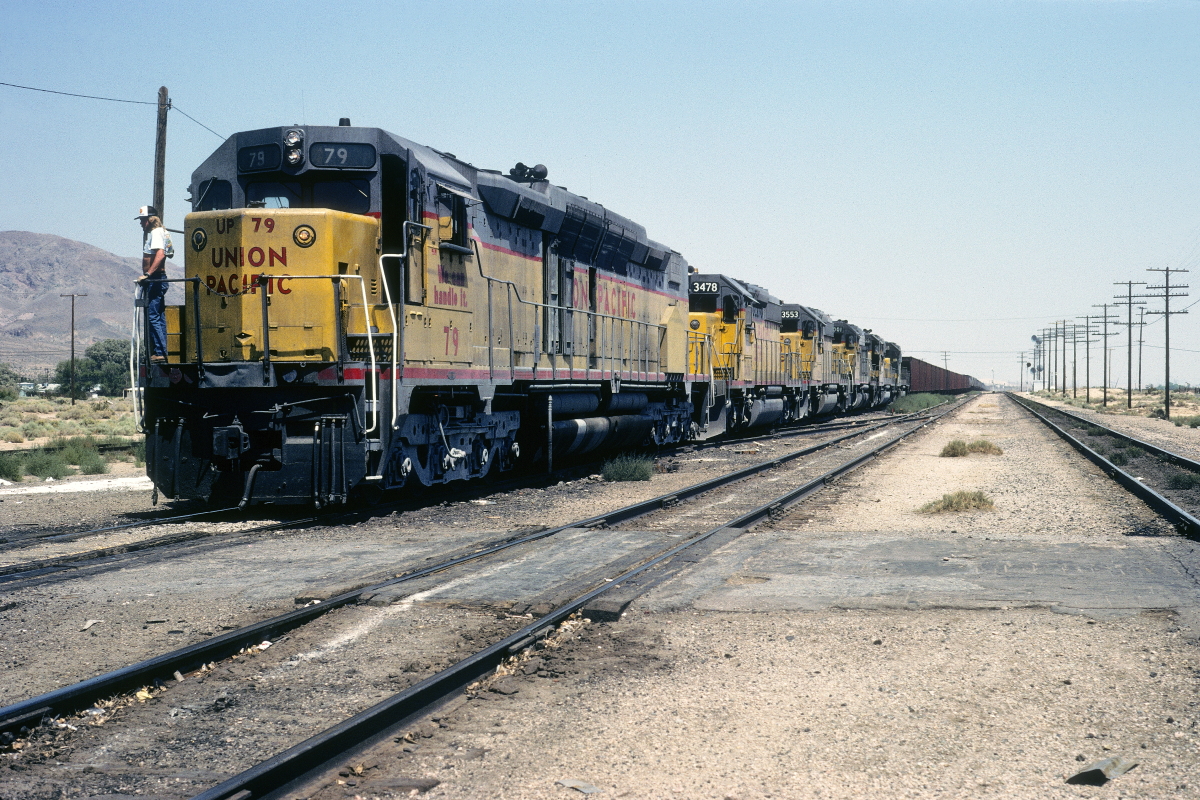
[902, 357, 985, 394]
[135, 122, 905, 506]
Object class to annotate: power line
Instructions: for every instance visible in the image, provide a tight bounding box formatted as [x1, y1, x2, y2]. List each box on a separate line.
[172, 104, 224, 139]
[0, 80, 155, 105]
[2, 80, 224, 139]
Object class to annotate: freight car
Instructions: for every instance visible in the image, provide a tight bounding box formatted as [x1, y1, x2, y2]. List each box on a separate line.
[134, 120, 903, 506]
[902, 356, 983, 394]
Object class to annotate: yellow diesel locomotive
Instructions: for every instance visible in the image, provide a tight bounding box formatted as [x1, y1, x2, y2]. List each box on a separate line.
[136, 121, 900, 506]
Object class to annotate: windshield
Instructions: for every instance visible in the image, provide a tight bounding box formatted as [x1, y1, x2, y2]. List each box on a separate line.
[245, 178, 371, 214]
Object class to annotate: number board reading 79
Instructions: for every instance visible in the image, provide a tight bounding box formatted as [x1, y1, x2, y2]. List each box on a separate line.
[309, 143, 376, 168]
[238, 145, 282, 172]
[691, 281, 719, 294]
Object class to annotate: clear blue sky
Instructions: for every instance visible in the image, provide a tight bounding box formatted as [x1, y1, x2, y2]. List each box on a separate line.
[2, 1, 1198, 387]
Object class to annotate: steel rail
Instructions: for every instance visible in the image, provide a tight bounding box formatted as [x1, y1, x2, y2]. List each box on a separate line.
[1009, 393, 1200, 537]
[0, 506, 241, 552]
[0, 515, 319, 584]
[0, 402, 956, 739]
[190, 392, 957, 800]
[1014, 395, 1200, 473]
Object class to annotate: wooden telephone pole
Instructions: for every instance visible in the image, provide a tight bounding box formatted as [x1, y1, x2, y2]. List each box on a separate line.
[60, 293, 88, 404]
[1113, 281, 1146, 409]
[153, 86, 169, 218]
[1144, 267, 1189, 420]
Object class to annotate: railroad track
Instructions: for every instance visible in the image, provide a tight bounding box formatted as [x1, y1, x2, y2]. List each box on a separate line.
[0, 394, 969, 799]
[1010, 393, 1200, 537]
[0, 406, 934, 589]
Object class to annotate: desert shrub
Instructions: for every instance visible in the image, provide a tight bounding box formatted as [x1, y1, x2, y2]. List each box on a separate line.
[940, 440, 969, 458]
[132, 438, 146, 466]
[602, 454, 654, 482]
[20, 420, 50, 439]
[1173, 415, 1200, 428]
[1123, 445, 1145, 459]
[1168, 473, 1200, 490]
[51, 435, 101, 465]
[2, 430, 24, 443]
[23, 449, 71, 479]
[0, 452, 22, 482]
[890, 393, 945, 413]
[77, 450, 109, 475]
[1109, 451, 1128, 466]
[966, 440, 1003, 455]
[919, 491, 995, 513]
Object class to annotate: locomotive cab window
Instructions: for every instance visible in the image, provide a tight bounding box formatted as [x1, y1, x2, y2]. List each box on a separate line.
[722, 295, 740, 324]
[689, 293, 718, 313]
[195, 179, 233, 211]
[245, 178, 372, 215]
[436, 189, 469, 250]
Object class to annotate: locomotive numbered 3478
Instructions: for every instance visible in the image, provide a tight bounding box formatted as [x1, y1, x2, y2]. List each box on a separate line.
[137, 122, 904, 506]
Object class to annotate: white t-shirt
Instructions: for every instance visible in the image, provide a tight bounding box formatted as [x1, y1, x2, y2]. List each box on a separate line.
[143, 226, 166, 256]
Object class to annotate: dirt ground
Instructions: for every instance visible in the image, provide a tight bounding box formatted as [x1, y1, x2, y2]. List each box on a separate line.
[3, 394, 1198, 799]
[341, 392, 1200, 800]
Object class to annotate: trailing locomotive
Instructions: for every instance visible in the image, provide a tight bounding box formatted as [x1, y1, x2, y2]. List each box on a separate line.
[135, 121, 902, 506]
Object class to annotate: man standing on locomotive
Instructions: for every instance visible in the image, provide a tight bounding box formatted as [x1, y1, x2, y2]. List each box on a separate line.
[136, 205, 168, 363]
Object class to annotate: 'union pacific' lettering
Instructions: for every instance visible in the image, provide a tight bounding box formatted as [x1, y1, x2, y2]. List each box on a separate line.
[205, 274, 291, 295]
[210, 247, 286, 269]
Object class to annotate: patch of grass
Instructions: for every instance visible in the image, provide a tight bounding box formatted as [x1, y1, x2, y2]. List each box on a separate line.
[966, 439, 1003, 455]
[23, 449, 72, 479]
[2, 430, 24, 443]
[919, 490, 995, 513]
[1123, 445, 1145, 459]
[940, 440, 969, 457]
[0, 452, 22, 482]
[1109, 451, 1128, 466]
[132, 438, 146, 466]
[890, 393, 946, 413]
[1168, 473, 1200, 490]
[1173, 415, 1200, 428]
[602, 454, 654, 482]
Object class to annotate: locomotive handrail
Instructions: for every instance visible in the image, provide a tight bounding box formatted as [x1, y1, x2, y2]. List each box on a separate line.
[376, 254, 402, 433]
[468, 237, 667, 384]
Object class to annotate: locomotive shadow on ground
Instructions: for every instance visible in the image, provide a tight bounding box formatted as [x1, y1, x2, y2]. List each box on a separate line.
[643, 531, 1200, 633]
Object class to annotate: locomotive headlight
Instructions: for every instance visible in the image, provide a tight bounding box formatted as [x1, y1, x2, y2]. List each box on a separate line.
[285, 147, 304, 166]
[689, 319, 700, 330]
[283, 129, 304, 147]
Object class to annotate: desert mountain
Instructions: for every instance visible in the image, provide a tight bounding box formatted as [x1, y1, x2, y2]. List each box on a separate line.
[0, 231, 182, 372]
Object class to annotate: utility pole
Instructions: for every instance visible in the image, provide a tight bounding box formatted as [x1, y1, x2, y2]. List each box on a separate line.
[1137, 307, 1146, 391]
[1019, 352, 1026, 392]
[1060, 320, 1069, 396]
[1145, 267, 1189, 420]
[60, 293, 88, 405]
[153, 86, 169, 221]
[1092, 304, 1117, 407]
[1114, 280, 1147, 409]
[1076, 315, 1096, 404]
[1075, 321, 1084, 395]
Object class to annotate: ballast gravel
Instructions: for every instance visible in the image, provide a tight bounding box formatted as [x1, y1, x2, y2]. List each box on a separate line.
[4, 395, 1199, 799]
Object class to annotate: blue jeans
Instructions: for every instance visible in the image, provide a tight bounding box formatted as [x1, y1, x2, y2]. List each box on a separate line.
[145, 278, 168, 358]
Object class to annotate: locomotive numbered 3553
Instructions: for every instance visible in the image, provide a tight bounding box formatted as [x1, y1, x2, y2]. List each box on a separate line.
[136, 122, 904, 507]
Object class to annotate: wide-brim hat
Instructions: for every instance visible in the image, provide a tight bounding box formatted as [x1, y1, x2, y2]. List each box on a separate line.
[135, 205, 158, 219]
